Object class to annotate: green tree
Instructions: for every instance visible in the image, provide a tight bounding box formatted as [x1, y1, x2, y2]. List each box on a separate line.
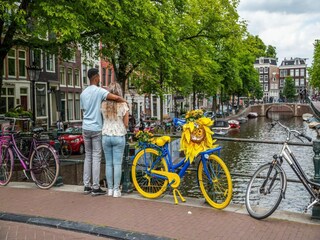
[309, 40, 320, 89]
[282, 76, 296, 102]
[0, 0, 114, 97]
[265, 45, 277, 58]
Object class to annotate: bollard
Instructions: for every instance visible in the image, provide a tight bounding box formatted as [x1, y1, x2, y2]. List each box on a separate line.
[121, 133, 133, 193]
[311, 140, 320, 219]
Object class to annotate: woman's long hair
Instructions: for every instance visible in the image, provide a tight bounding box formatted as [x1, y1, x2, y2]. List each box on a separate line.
[104, 82, 123, 120]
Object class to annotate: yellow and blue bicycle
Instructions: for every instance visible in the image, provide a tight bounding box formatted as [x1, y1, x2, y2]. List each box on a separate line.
[131, 110, 232, 209]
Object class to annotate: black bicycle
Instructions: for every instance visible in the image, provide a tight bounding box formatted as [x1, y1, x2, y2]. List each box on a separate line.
[245, 121, 320, 220]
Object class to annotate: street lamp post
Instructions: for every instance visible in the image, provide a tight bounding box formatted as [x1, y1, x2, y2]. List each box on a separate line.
[130, 91, 135, 118]
[26, 63, 41, 127]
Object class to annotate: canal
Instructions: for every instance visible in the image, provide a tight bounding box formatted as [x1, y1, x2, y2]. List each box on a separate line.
[180, 114, 318, 213]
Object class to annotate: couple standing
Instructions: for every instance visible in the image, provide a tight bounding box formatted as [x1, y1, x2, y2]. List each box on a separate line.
[80, 68, 129, 197]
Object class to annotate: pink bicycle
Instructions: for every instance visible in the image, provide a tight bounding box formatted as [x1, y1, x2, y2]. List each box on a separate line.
[0, 118, 60, 189]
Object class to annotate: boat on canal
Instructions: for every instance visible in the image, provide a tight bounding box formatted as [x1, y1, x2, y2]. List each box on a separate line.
[247, 112, 258, 118]
[228, 119, 240, 129]
[211, 119, 230, 135]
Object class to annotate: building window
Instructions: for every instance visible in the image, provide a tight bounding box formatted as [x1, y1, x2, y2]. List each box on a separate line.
[18, 50, 26, 78]
[108, 69, 112, 85]
[280, 79, 284, 88]
[259, 67, 263, 73]
[8, 49, 16, 77]
[46, 53, 55, 72]
[102, 68, 106, 86]
[280, 70, 284, 77]
[31, 49, 42, 68]
[300, 79, 305, 86]
[264, 75, 268, 81]
[68, 93, 74, 120]
[152, 95, 157, 117]
[264, 67, 268, 73]
[270, 83, 278, 90]
[82, 64, 87, 85]
[264, 84, 268, 91]
[36, 83, 47, 117]
[0, 87, 14, 114]
[259, 75, 263, 82]
[290, 69, 294, 76]
[60, 67, 66, 85]
[295, 69, 299, 76]
[74, 69, 80, 87]
[301, 69, 305, 76]
[75, 93, 80, 120]
[295, 79, 299, 86]
[67, 68, 73, 86]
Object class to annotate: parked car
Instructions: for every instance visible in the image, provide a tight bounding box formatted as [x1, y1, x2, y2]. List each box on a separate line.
[60, 126, 85, 155]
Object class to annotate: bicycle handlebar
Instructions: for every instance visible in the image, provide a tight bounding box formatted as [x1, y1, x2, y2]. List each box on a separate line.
[273, 120, 312, 142]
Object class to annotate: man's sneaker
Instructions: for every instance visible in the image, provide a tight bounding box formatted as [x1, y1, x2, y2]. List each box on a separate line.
[84, 186, 92, 195]
[113, 189, 121, 198]
[107, 189, 113, 196]
[91, 187, 106, 196]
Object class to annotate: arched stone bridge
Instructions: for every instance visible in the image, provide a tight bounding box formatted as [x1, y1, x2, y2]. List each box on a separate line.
[246, 103, 313, 117]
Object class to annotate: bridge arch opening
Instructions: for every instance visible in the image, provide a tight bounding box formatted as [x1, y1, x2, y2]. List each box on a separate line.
[265, 105, 294, 119]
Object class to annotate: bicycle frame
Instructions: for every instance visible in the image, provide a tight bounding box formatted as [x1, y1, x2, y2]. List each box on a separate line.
[279, 142, 320, 209]
[7, 133, 37, 171]
[136, 141, 222, 185]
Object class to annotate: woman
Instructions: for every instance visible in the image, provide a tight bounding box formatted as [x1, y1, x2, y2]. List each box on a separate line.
[101, 82, 129, 197]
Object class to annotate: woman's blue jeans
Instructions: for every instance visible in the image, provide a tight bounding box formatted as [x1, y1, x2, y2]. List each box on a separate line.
[102, 135, 125, 191]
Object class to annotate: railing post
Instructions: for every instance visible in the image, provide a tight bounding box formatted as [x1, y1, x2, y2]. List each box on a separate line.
[312, 140, 320, 219]
[122, 133, 133, 193]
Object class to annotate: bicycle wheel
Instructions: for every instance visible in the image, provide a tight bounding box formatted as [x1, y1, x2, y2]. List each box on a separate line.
[29, 145, 60, 189]
[131, 148, 168, 198]
[198, 154, 232, 209]
[0, 145, 14, 186]
[245, 163, 285, 220]
[61, 142, 72, 158]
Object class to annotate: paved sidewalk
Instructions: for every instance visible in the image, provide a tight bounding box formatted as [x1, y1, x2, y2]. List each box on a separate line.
[0, 182, 320, 240]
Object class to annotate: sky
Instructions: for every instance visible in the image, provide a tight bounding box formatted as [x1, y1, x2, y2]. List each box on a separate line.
[237, 0, 320, 66]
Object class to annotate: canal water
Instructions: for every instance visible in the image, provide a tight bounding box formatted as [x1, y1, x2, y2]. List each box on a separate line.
[179, 114, 318, 213]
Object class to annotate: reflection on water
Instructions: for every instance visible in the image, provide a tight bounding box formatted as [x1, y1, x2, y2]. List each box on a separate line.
[180, 113, 318, 213]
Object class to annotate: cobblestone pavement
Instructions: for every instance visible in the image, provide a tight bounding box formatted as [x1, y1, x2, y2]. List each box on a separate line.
[0, 183, 320, 240]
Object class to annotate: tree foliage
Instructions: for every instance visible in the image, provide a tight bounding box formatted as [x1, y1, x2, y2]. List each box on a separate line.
[309, 40, 320, 89]
[282, 76, 296, 101]
[1, 0, 269, 112]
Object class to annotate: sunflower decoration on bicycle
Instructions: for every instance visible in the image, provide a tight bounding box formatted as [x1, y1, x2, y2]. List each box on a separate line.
[180, 109, 217, 163]
[135, 130, 154, 146]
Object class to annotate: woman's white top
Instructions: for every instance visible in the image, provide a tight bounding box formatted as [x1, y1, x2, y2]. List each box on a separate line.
[101, 102, 129, 136]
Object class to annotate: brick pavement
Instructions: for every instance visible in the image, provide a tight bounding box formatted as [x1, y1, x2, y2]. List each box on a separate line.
[0, 220, 108, 240]
[0, 183, 320, 240]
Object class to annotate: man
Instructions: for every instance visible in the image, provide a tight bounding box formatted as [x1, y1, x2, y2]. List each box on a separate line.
[80, 68, 126, 196]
